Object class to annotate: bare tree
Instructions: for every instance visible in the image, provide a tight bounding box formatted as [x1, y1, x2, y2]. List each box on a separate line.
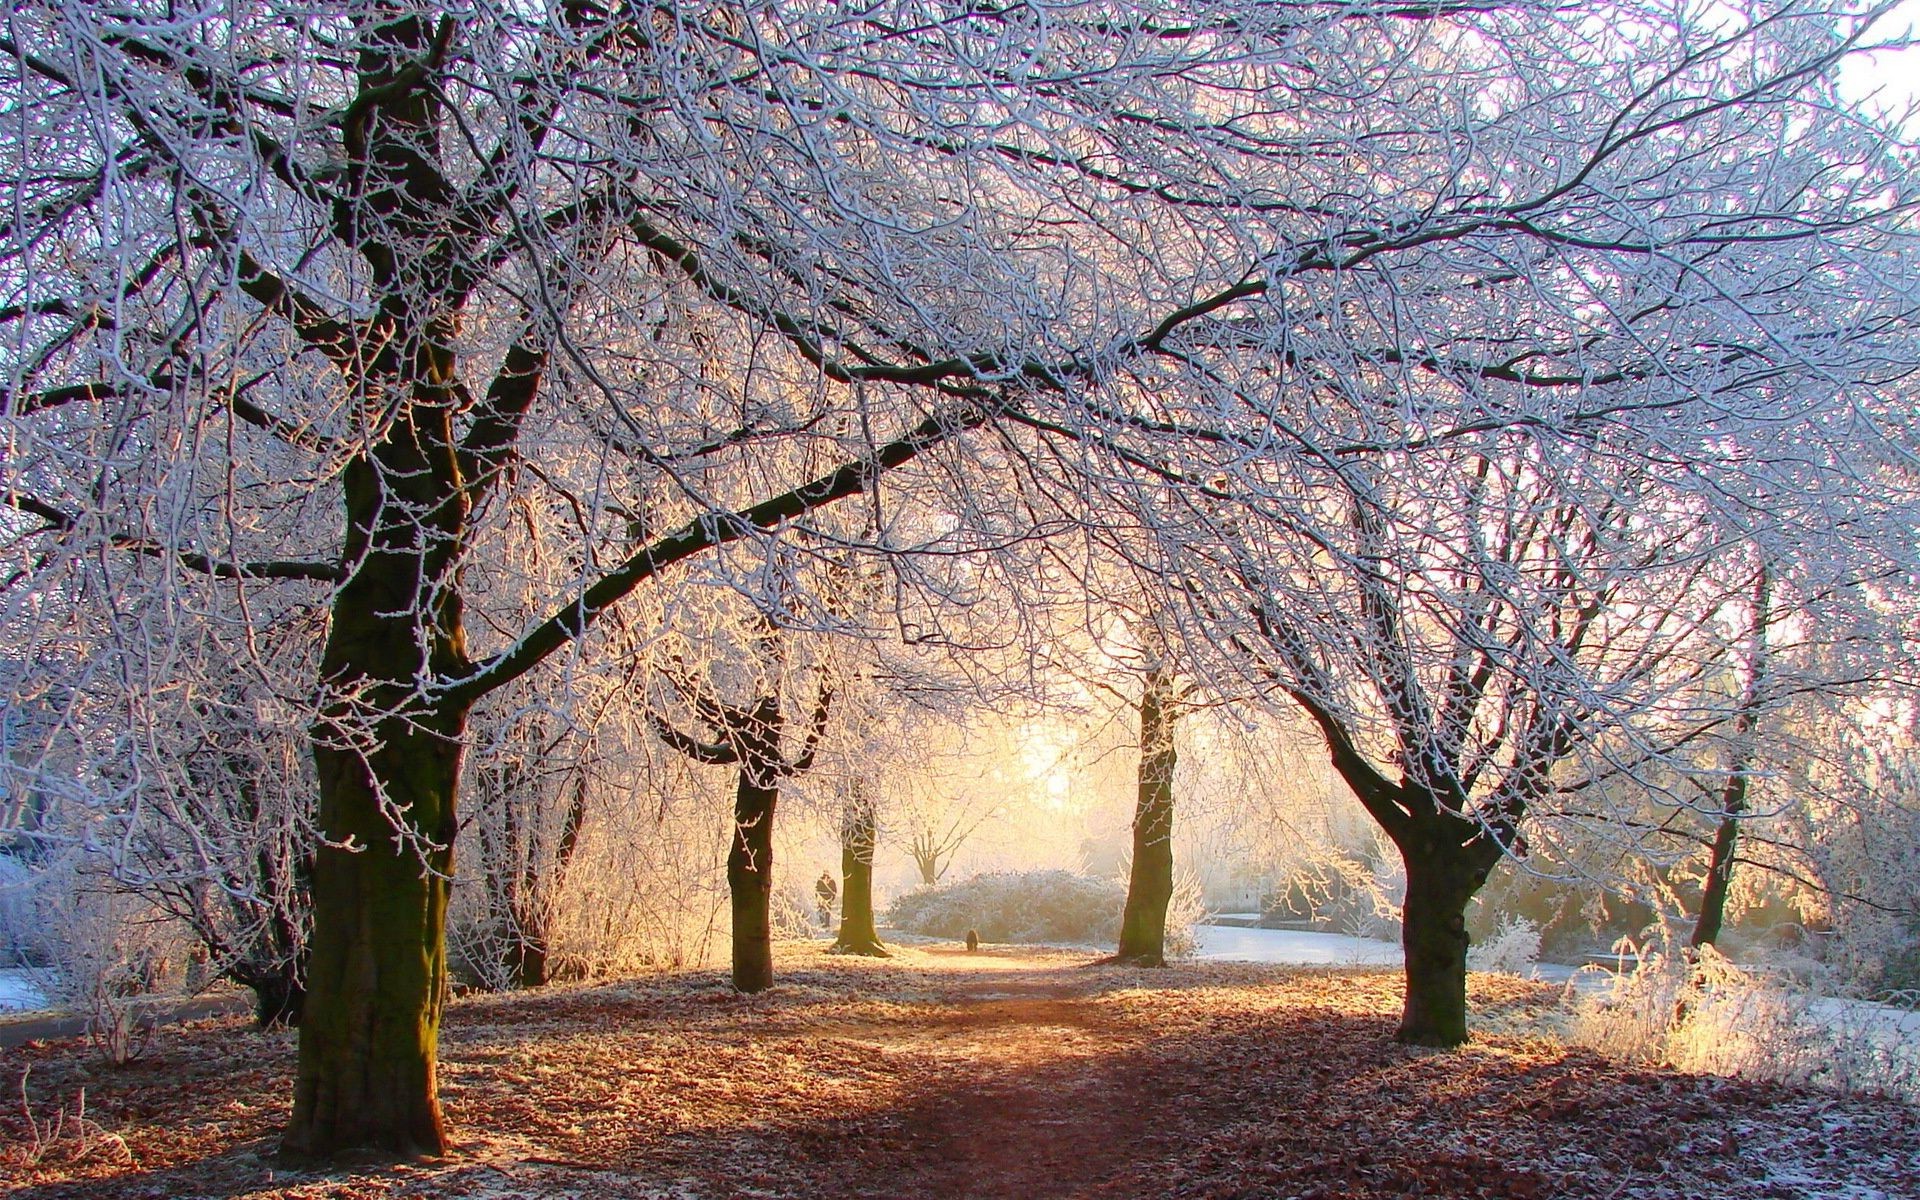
[465, 713, 593, 990]
[648, 612, 834, 993]
[6, 0, 1914, 1157]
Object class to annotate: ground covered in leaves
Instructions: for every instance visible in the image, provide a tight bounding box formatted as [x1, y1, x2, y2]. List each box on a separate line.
[4, 943, 1916, 1199]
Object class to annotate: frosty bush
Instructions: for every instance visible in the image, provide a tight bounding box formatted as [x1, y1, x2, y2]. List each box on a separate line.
[770, 879, 821, 942]
[885, 871, 1127, 946]
[1573, 941, 1920, 1103]
[28, 859, 189, 1064]
[1323, 846, 1405, 943]
[1467, 917, 1541, 977]
[0, 853, 45, 966]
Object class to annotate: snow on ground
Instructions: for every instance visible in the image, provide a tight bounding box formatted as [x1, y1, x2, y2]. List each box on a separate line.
[0, 967, 48, 1012]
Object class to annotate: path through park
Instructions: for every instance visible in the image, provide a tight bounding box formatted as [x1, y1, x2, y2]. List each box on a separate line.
[4, 944, 1917, 1199]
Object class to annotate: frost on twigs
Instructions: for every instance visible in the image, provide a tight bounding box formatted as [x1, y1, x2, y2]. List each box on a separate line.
[1466, 916, 1542, 977]
[23, 860, 187, 1066]
[885, 870, 1129, 946]
[1574, 940, 1920, 1102]
[3, 1069, 133, 1174]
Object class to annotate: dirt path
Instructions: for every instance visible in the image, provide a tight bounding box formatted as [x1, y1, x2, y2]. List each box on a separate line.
[5, 943, 1917, 1200]
[818, 949, 1181, 1199]
[0, 995, 251, 1051]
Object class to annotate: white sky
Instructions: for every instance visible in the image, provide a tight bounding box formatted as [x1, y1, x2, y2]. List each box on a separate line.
[1837, 0, 1920, 128]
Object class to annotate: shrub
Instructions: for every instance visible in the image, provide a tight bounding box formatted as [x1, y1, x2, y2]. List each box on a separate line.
[26, 858, 187, 1064]
[885, 870, 1127, 946]
[1467, 916, 1541, 976]
[1572, 940, 1920, 1102]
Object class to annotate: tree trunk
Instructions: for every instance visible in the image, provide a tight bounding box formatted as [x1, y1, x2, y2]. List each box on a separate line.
[285, 715, 463, 1157]
[286, 385, 471, 1157]
[912, 844, 939, 887]
[730, 771, 779, 992]
[502, 773, 587, 988]
[1116, 668, 1177, 967]
[834, 783, 887, 957]
[236, 959, 307, 1029]
[1692, 808, 1742, 951]
[506, 931, 552, 990]
[1692, 563, 1771, 951]
[1395, 840, 1486, 1047]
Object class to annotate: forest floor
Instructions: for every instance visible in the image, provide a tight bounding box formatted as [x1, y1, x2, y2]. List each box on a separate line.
[3, 943, 1916, 1200]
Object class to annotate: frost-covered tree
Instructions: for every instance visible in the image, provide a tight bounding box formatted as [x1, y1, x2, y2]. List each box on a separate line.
[647, 605, 834, 993]
[5, 0, 1915, 1157]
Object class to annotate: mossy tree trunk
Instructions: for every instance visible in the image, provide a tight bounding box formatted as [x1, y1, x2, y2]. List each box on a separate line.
[287, 368, 475, 1154]
[1116, 667, 1178, 967]
[1393, 823, 1497, 1047]
[279, 8, 480, 1159]
[291, 713, 464, 1157]
[834, 782, 887, 956]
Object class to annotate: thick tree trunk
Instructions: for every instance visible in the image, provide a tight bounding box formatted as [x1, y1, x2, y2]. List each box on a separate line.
[834, 784, 887, 957]
[730, 772, 779, 993]
[1396, 841, 1486, 1047]
[286, 372, 472, 1157]
[1116, 668, 1177, 967]
[286, 716, 463, 1157]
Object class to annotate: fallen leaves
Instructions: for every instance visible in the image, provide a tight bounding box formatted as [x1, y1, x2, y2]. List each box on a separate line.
[2, 945, 1914, 1199]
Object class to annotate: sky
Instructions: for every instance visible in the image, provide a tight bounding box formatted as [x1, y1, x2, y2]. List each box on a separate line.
[1837, 0, 1920, 128]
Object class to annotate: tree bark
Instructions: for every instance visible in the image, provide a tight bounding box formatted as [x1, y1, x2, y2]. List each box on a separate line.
[1691, 807, 1742, 951]
[834, 783, 888, 956]
[1116, 667, 1177, 967]
[1395, 838, 1488, 1047]
[729, 771, 779, 993]
[285, 326, 472, 1157]
[286, 714, 463, 1158]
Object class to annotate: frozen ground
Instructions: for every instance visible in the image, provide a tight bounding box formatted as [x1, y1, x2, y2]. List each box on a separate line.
[0, 967, 47, 1012]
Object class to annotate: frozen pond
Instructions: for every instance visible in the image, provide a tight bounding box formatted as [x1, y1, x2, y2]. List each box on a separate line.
[0, 968, 48, 1013]
[1188, 924, 1596, 989]
[1190, 924, 1403, 966]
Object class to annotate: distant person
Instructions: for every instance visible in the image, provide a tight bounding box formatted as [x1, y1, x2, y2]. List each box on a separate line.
[815, 871, 837, 928]
[965, 928, 980, 952]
